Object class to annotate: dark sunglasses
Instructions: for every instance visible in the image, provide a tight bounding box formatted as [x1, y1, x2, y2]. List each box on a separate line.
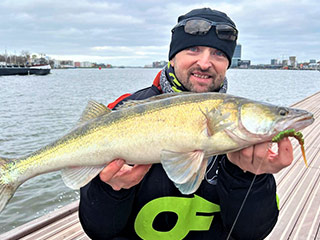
[171, 17, 238, 41]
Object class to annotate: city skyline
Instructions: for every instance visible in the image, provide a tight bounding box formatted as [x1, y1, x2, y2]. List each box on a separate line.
[1, 44, 319, 68]
[0, 0, 319, 67]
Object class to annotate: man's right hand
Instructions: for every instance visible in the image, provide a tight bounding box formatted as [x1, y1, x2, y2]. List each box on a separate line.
[99, 159, 152, 190]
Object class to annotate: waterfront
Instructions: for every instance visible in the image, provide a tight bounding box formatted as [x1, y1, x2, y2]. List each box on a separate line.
[0, 68, 319, 234]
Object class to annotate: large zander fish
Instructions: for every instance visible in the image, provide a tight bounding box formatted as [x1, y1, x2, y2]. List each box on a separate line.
[0, 92, 314, 212]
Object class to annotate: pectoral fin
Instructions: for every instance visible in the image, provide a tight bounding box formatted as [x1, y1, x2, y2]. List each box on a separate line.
[161, 150, 208, 194]
[174, 157, 208, 195]
[201, 106, 233, 136]
[61, 165, 105, 189]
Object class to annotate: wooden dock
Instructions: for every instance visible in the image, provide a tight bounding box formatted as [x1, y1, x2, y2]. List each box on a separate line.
[0, 91, 320, 240]
[266, 91, 320, 240]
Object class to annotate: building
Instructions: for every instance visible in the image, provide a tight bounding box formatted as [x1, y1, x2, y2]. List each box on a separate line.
[271, 59, 278, 66]
[289, 56, 297, 68]
[238, 60, 251, 69]
[231, 44, 241, 68]
[152, 61, 167, 68]
[282, 60, 288, 67]
[80, 61, 93, 68]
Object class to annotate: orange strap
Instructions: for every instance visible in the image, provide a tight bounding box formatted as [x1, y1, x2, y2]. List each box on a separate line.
[107, 93, 132, 109]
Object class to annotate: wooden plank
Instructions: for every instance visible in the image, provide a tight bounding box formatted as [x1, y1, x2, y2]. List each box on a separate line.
[266, 91, 320, 239]
[269, 92, 320, 185]
[0, 201, 79, 240]
[20, 212, 80, 240]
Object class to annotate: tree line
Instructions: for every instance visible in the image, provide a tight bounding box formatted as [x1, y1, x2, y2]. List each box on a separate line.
[0, 51, 50, 66]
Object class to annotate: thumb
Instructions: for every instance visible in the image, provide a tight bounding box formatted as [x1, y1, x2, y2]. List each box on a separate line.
[99, 159, 125, 183]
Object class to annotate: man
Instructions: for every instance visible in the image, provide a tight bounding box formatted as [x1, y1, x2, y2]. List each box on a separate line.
[79, 8, 293, 239]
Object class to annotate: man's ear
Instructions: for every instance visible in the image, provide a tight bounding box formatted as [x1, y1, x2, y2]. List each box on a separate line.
[169, 59, 174, 67]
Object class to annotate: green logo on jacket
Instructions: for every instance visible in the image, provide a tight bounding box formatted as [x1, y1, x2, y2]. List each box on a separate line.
[134, 194, 220, 239]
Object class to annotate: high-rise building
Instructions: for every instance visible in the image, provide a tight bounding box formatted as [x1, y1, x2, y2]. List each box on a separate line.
[231, 44, 241, 68]
[289, 56, 297, 67]
[282, 60, 288, 67]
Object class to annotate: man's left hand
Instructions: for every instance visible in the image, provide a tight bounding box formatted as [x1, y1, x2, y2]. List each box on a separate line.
[227, 137, 293, 175]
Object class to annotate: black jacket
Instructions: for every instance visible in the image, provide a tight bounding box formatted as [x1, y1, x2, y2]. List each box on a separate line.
[79, 82, 279, 240]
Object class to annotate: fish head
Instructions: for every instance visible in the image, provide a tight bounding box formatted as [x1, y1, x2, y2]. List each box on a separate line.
[239, 101, 314, 142]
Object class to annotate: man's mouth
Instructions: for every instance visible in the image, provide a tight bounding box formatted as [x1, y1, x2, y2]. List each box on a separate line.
[192, 73, 211, 79]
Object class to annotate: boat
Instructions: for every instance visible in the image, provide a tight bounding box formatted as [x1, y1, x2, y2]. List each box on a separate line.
[0, 64, 51, 76]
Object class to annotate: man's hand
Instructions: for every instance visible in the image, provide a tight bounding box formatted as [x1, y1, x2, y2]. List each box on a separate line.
[227, 137, 293, 175]
[99, 159, 152, 190]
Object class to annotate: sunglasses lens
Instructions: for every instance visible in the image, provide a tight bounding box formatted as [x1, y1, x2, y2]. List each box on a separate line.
[216, 25, 238, 41]
[173, 19, 238, 41]
[184, 19, 211, 35]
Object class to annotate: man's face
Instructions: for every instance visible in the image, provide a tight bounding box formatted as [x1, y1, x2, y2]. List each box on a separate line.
[170, 46, 229, 93]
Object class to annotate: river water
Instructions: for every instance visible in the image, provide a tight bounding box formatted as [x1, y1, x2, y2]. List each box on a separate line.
[0, 68, 319, 234]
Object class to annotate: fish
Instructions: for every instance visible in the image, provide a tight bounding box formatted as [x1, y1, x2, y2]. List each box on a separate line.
[0, 92, 315, 213]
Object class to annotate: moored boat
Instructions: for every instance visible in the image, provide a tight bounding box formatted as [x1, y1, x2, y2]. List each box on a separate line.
[0, 64, 51, 76]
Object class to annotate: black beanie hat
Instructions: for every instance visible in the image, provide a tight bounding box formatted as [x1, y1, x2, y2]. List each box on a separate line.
[169, 8, 237, 67]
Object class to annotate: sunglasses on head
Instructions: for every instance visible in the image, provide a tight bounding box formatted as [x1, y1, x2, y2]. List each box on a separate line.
[171, 17, 238, 41]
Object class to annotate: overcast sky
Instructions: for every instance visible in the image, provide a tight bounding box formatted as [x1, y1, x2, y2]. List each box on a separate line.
[1, 0, 319, 66]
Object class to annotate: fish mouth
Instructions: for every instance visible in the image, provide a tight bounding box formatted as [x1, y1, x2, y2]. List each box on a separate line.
[278, 112, 314, 133]
[287, 116, 314, 131]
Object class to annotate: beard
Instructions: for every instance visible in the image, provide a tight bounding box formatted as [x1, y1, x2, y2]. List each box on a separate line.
[183, 67, 224, 93]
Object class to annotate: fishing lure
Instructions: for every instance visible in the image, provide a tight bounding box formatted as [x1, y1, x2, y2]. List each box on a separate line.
[272, 129, 308, 167]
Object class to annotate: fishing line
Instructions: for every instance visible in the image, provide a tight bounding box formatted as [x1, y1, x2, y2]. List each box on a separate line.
[226, 173, 258, 240]
[205, 155, 219, 184]
[226, 144, 267, 240]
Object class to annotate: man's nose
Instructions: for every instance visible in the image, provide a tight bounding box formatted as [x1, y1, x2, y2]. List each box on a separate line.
[196, 51, 212, 70]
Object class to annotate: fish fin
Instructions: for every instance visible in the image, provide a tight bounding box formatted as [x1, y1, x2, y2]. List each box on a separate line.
[61, 165, 105, 189]
[115, 93, 191, 110]
[114, 100, 144, 110]
[78, 100, 111, 125]
[174, 157, 208, 195]
[0, 157, 19, 212]
[161, 150, 207, 194]
[200, 106, 233, 136]
[0, 182, 19, 213]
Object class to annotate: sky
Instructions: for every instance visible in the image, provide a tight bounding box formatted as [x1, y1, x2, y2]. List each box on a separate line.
[0, 0, 319, 66]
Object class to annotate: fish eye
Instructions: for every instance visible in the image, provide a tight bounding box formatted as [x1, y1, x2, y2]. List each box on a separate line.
[278, 108, 289, 116]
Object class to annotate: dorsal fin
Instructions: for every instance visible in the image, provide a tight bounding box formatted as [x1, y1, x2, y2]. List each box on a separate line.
[78, 100, 111, 125]
[115, 92, 190, 110]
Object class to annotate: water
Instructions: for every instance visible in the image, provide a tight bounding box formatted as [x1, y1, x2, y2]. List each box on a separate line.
[0, 68, 319, 234]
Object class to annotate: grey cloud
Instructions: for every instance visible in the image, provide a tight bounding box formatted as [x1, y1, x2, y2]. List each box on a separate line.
[0, 0, 319, 66]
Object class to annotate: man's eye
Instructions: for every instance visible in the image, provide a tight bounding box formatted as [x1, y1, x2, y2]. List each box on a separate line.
[187, 47, 199, 52]
[214, 50, 226, 57]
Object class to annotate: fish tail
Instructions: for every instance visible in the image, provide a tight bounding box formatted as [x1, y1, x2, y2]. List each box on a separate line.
[0, 156, 19, 212]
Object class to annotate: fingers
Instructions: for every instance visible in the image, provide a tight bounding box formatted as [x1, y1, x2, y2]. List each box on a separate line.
[227, 139, 293, 175]
[125, 164, 152, 186]
[129, 164, 152, 180]
[99, 159, 125, 183]
[227, 142, 270, 174]
[99, 159, 152, 191]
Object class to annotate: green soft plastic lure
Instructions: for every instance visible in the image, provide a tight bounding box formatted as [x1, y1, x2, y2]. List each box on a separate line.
[272, 129, 307, 167]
